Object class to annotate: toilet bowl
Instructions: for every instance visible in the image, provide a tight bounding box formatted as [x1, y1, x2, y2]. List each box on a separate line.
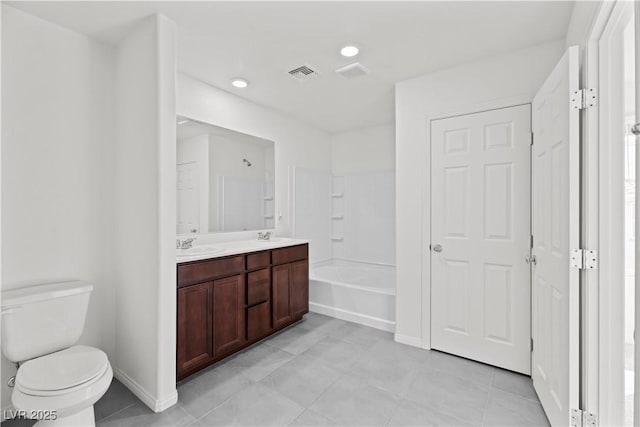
[12, 346, 113, 426]
[1, 282, 113, 427]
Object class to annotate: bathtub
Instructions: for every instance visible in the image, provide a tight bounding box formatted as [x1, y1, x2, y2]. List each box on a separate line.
[309, 260, 396, 332]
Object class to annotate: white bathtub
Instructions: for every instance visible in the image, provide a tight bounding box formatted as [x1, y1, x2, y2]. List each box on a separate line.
[309, 260, 396, 332]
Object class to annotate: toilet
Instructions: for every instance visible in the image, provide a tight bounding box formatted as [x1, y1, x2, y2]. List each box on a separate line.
[1, 281, 113, 426]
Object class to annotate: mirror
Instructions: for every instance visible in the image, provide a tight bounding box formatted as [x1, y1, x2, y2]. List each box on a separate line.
[176, 116, 275, 234]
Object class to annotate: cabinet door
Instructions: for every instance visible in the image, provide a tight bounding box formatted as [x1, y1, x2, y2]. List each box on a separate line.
[272, 264, 291, 329]
[213, 274, 246, 356]
[177, 282, 214, 377]
[290, 259, 309, 319]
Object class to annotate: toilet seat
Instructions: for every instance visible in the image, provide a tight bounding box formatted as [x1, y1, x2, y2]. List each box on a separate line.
[12, 361, 113, 423]
[16, 346, 109, 397]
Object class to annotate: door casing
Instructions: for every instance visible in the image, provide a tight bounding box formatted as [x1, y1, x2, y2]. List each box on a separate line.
[420, 94, 539, 350]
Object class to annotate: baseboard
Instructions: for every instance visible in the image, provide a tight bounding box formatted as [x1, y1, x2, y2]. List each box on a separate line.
[113, 368, 178, 413]
[309, 302, 395, 332]
[394, 333, 423, 348]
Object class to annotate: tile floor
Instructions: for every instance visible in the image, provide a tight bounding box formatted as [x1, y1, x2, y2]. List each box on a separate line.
[2, 313, 550, 426]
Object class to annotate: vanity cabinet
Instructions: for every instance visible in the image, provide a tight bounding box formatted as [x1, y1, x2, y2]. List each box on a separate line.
[273, 246, 309, 328]
[177, 243, 309, 380]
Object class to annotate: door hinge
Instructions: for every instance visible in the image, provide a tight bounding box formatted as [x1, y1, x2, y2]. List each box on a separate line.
[530, 338, 533, 352]
[530, 235, 534, 248]
[530, 132, 534, 146]
[571, 249, 598, 270]
[571, 409, 597, 427]
[571, 88, 597, 110]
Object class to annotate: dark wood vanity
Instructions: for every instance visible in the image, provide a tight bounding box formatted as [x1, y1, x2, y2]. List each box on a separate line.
[176, 243, 309, 380]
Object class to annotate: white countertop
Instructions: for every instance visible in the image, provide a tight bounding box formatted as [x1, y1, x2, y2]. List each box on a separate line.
[176, 237, 309, 264]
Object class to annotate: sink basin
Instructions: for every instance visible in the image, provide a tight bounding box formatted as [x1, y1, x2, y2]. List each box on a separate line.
[177, 245, 225, 257]
[255, 237, 292, 244]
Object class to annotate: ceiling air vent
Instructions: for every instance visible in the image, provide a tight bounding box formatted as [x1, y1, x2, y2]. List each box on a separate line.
[288, 65, 319, 81]
[335, 62, 370, 79]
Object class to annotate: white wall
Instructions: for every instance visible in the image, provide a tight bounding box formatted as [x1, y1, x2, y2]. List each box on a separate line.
[1, 5, 115, 411]
[331, 125, 395, 175]
[176, 74, 332, 238]
[394, 40, 565, 347]
[113, 14, 177, 412]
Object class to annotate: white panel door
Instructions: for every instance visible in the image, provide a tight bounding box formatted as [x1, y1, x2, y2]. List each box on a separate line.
[177, 162, 199, 234]
[531, 46, 580, 427]
[431, 104, 532, 374]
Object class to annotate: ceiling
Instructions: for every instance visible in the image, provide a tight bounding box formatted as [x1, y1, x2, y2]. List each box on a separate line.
[8, 1, 575, 133]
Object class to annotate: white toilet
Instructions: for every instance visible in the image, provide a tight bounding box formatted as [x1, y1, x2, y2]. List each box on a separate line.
[1, 281, 113, 426]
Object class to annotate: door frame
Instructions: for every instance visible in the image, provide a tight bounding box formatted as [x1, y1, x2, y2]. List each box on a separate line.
[420, 96, 534, 349]
[583, 0, 637, 424]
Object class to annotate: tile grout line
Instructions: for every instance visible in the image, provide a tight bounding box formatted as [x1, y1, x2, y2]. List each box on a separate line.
[191, 376, 257, 423]
[382, 398, 402, 427]
[490, 384, 548, 406]
[302, 336, 401, 427]
[480, 368, 495, 427]
[95, 401, 138, 424]
[176, 404, 198, 426]
[298, 359, 346, 414]
[490, 381, 543, 403]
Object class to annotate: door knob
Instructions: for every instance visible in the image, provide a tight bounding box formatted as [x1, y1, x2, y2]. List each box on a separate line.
[525, 254, 537, 265]
[432, 244, 443, 253]
[631, 123, 640, 135]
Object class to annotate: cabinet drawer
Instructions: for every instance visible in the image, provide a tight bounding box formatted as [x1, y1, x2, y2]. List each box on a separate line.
[247, 251, 270, 271]
[247, 268, 270, 306]
[247, 301, 272, 341]
[272, 244, 308, 265]
[178, 255, 245, 287]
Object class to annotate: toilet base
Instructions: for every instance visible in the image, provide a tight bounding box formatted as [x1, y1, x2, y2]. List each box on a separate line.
[34, 406, 94, 427]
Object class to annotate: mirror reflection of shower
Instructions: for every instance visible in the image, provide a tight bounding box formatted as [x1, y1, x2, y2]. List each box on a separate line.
[176, 116, 275, 234]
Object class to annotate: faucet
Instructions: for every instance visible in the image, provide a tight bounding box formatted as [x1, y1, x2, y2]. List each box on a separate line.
[176, 238, 196, 249]
[257, 231, 272, 241]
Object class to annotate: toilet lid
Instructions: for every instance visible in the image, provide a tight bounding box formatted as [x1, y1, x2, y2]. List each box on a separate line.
[16, 346, 108, 393]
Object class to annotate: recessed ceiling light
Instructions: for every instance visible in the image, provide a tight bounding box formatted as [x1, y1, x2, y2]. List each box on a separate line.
[231, 78, 249, 88]
[340, 45, 359, 57]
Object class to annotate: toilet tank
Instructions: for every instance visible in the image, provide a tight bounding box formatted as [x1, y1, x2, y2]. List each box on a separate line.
[1, 281, 93, 362]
